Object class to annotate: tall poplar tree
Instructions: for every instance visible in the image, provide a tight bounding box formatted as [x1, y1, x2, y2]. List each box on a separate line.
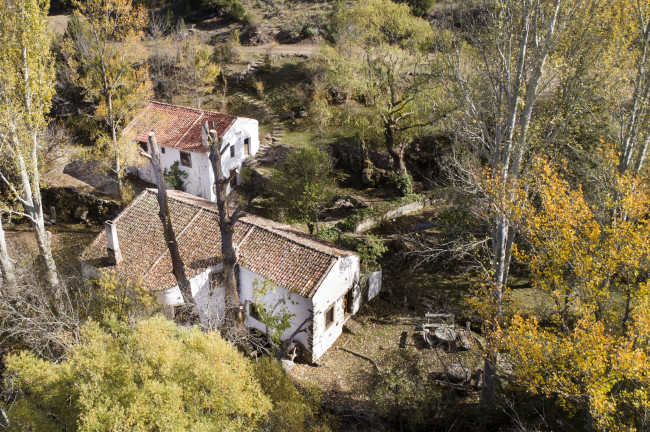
[0, 0, 61, 293]
[445, 0, 586, 405]
[65, 0, 151, 200]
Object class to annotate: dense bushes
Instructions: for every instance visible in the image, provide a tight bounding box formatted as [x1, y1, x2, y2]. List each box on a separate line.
[396, 0, 437, 16]
[199, 0, 248, 22]
[253, 357, 335, 432]
[316, 228, 387, 271]
[4, 316, 271, 431]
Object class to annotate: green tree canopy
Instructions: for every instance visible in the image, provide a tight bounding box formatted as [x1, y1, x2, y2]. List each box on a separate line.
[271, 146, 333, 229]
[320, 0, 443, 174]
[4, 315, 271, 431]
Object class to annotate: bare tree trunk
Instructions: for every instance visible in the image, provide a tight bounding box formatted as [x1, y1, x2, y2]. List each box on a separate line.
[147, 132, 198, 322]
[619, 18, 650, 175]
[0, 215, 16, 289]
[108, 93, 124, 200]
[446, 0, 564, 407]
[16, 151, 61, 295]
[207, 129, 243, 322]
[384, 122, 407, 174]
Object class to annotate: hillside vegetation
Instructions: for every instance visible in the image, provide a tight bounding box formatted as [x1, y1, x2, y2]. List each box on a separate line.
[0, 0, 649, 430]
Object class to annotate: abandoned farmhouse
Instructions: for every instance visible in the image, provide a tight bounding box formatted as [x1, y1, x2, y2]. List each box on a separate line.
[124, 101, 260, 200]
[81, 189, 382, 361]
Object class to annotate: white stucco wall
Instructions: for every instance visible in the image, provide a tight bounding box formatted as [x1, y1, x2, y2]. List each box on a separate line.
[207, 117, 259, 201]
[154, 264, 226, 327]
[365, 270, 382, 302]
[238, 266, 313, 351]
[310, 255, 361, 361]
[137, 145, 213, 200]
[136, 117, 259, 202]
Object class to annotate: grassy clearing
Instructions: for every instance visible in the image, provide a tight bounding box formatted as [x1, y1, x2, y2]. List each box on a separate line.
[240, 0, 338, 33]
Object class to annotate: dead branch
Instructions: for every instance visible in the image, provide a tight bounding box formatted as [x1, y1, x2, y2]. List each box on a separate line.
[340, 347, 381, 371]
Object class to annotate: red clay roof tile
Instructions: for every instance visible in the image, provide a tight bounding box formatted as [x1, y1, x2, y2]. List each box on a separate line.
[81, 189, 355, 298]
[123, 101, 238, 154]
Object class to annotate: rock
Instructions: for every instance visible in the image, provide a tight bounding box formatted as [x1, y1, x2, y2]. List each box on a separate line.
[434, 325, 457, 343]
[281, 359, 295, 372]
[297, 110, 308, 118]
[446, 363, 472, 383]
[457, 330, 474, 350]
[331, 195, 369, 209]
[74, 206, 88, 221]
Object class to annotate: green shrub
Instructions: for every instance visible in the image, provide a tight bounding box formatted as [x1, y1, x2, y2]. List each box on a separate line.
[396, 0, 436, 16]
[356, 235, 387, 272]
[253, 357, 335, 432]
[316, 229, 386, 270]
[339, 208, 373, 232]
[163, 161, 188, 191]
[213, 43, 238, 63]
[390, 172, 413, 196]
[4, 316, 271, 431]
[302, 24, 318, 38]
[200, 0, 248, 22]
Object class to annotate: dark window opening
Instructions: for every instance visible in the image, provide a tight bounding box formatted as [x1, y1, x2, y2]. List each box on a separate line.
[229, 169, 237, 187]
[180, 151, 192, 168]
[139, 141, 148, 152]
[344, 289, 354, 315]
[230, 145, 235, 158]
[325, 305, 334, 328]
[160, 146, 166, 154]
[249, 302, 262, 321]
[244, 138, 250, 155]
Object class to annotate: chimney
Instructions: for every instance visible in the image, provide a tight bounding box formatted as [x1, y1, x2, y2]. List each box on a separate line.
[201, 121, 209, 150]
[105, 220, 123, 264]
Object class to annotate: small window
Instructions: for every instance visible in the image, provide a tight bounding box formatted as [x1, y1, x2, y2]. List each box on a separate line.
[244, 138, 250, 155]
[180, 151, 192, 168]
[249, 302, 262, 321]
[325, 305, 335, 328]
[160, 146, 166, 154]
[229, 169, 237, 187]
[139, 141, 148, 152]
[230, 145, 235, 158]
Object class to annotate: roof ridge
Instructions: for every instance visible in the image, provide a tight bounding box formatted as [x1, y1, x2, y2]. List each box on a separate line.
[163, 190, 349, 259]
[149, 100, 237, 120]
[250, 223, 338, 260]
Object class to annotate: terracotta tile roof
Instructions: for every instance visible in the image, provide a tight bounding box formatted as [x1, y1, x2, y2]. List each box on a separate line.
[80, 189, 355, 298]
[122, 101, 238, 154]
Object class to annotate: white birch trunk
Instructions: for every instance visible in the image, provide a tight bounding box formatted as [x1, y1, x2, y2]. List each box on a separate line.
[16, 151, 61, 295]
[0, 216, 16, 289]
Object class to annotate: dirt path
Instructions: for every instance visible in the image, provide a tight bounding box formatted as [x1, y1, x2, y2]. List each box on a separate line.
[238, 42, 316, 57]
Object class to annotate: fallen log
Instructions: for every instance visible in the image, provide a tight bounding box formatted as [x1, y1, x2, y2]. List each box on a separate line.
[340, 347, 381, 371]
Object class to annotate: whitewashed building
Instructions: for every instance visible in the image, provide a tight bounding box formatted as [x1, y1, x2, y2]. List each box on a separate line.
[124, 101, 259, 199]
[80, 189, 382, 362]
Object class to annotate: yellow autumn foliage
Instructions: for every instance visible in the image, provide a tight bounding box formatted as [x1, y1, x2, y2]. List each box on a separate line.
[4, 315, 272, 431]
[500, 156, 650, 430]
